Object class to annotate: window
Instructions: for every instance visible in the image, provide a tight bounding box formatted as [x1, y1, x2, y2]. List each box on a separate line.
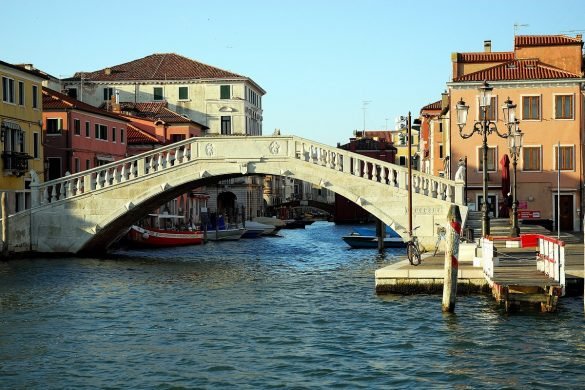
[33, 132, 39, 158]
[478, 97, 497, 121]
[171, 134, 186, 143]
[112, 127, 116, 142]
[32, 85, 38, 108]
[220, 85, 231, 99]
[2, 77, 15, 103]
[399, 156, 406, 166]
[439, 144, 443, 159]
[178, 86, 189, 100]
[555, 95, 573, 119]
[555, 145, 574, 170]
[95, 123, 107, 140]
[522, 146, 541, 171]
[439, 123, 443, 133]
[75, 158, 80, 173]
[120, 128, 125, 144]
[18, 81, 24, 105]
[153, 87, 164, 101]
[522, 96, 540, 120]
[477, 146, 497, 172]
[221, 116, 232, 135]
[86, 159, 90, 170]
[85, 121, 90, 137]
[47, 118, 63, 134]
[74, 119, 81, 135]
[103, 87, 114, 101]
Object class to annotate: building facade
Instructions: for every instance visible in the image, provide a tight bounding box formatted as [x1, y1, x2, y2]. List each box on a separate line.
[448, 34, 585, 231]
[42, 88, 129, 179]
[1, 60, 46, 213]
[61, 53, 265, 136]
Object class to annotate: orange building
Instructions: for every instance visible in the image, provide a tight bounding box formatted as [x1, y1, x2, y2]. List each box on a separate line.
[447, 34, 584, 231]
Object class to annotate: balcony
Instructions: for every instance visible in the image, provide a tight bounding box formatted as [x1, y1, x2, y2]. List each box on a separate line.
[2, 151, 32, 176]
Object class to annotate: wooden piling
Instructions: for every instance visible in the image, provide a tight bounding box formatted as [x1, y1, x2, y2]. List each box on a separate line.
[442, 204, 462, 313]
[376, 218, 385, 253]
[1, 192, 7, 258]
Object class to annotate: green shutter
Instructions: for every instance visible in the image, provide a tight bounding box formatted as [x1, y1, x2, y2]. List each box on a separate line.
[220, 85, 230, 99]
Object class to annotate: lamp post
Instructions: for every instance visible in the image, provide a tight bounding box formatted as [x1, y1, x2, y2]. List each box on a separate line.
[456, 81, 518, 238]
[508, 124, 523, 237]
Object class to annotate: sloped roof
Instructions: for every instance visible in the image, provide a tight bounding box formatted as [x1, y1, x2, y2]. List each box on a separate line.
[455, 52, 514, 63]
[104, 101, 208, 128]
[65, 53, 245, 82]
[515, 35, 583, 47]
[127, 123, 163, 145]
[421, 100, 442, 111]
[0, 60, 49, 80]
[42, 87, 129, 122]
[453, 59, 581, 82]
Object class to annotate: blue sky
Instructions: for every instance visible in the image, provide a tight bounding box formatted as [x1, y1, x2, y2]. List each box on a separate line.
[4, 0, 584, 146]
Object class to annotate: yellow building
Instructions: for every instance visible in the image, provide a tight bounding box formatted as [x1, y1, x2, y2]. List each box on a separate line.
[1, 60, 47, 213]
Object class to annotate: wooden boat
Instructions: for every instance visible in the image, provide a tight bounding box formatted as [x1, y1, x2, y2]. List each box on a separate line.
[342, 227, 406, 249]
[128, 225, 203, 247]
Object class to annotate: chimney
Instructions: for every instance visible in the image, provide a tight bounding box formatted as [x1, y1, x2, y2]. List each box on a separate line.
[441, 91, 449, 111]
[577, 34, 582, 41]
[110, 94, 120, 113]
[484, 40, 492, 53]
[104, 67, 112, 75]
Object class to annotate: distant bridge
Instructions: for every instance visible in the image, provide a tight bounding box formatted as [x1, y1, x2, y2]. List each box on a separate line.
[3, 135, 467, 254]
[271, 200, 335, 215]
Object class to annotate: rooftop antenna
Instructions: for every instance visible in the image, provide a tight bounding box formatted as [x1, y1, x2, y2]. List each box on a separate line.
[362, 100, 371, 131]
[514, 23, 529, 36]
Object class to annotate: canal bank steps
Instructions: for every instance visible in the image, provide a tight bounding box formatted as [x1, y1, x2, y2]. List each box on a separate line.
[375, 232, 583, 299]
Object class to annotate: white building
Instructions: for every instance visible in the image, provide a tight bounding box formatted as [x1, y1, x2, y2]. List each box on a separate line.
[62, 53, 265, 136]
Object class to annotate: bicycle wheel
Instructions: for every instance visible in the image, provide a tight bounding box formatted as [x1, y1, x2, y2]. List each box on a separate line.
[407, 243, 421, 266]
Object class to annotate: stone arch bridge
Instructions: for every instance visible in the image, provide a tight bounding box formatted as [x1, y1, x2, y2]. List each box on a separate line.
[4, 135, 467, 255]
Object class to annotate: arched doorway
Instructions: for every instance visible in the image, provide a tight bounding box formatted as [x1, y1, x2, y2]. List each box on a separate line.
[217, 191, 238, 224]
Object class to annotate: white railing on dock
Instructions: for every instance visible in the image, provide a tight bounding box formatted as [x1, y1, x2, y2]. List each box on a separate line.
[482, 238, 495, 284]
[29, 136, 464, 208]
[537, 236, 566, 296]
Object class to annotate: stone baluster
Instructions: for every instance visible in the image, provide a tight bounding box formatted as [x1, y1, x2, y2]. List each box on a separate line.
[42, 187, 49, 205]
[135, 159, 143, 179]
[76, 177, 83, 195]
[120, 164, 128, 183]
[431, 179, 438, 199]
[399, 170, 407, 190]
[50, 186, 57, 202]
[60, 181, 67, 199]
[380, 166, 387, 184]
[157, 153, 164, 170]
[177, 147, 184, 164]
[354, 158, 360, 176]
[362, 161, 369, 179]
[68, 179, 74, 197]
[445, 184, 453, 203]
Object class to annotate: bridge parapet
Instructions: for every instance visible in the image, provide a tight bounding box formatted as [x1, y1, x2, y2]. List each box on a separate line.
[291, 138, 463, 205]
[31, 135, 464, 208]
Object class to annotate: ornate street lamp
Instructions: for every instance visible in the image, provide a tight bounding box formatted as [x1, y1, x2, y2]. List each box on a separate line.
[456, 81, 518, 237]
[508, 124, 523, 237]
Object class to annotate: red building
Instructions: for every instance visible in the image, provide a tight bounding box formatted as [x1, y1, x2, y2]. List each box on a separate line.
[334, 136, 397, 223]
[42, 88, 129, 180]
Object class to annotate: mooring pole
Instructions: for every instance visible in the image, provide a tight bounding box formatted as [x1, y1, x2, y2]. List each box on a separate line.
[376, 218, 385, 253]
[442, 204, 462, 313]
[1, 192, 7, 258]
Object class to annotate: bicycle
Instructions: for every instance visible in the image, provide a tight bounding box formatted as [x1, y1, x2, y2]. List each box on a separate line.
[403, 226, 422, 266]
[433, 223, 447, 256]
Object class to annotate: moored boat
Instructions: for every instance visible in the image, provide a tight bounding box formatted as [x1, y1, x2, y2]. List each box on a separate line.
[205, 227, 247, 241]
[128, 225, 203, 247]
[241, 221, 275, 238]
[341, 227, 406, 249]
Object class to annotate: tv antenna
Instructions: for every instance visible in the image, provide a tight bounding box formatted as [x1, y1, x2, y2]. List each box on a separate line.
[362, 100, 371, 131]
[514, 23, 529, 36]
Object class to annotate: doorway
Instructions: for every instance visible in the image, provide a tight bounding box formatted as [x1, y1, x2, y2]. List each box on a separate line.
[477, 194, 498, 218]
[553, 194, 574, 231]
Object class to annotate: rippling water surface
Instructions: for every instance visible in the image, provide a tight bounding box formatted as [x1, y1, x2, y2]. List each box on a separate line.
[1, 221, 584, 388]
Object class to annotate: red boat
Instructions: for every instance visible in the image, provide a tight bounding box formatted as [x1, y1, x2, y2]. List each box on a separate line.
[127, 214, 203, 247]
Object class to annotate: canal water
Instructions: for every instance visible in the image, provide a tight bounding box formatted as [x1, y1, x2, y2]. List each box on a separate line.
[0, 221, 583, 388]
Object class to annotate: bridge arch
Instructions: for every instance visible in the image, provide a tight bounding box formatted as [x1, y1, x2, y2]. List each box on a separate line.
[6, 136, 467, 254]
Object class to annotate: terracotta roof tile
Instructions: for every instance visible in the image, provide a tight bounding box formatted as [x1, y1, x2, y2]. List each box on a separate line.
[65, 53, 245, 82]
[456, 52, 514, 63]
[421, 100, 441, 111]
[515, 35, 583, 47]
[42, 87, 129, 122]
[127, 123, 162, 145]
[453, 59, 580, 82]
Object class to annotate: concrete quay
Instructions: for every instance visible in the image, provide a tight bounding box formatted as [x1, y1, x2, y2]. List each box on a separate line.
[375, 234, 584, 296]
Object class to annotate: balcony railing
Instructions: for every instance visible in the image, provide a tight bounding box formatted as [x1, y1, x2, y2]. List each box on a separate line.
[2, 151, 32, 175]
